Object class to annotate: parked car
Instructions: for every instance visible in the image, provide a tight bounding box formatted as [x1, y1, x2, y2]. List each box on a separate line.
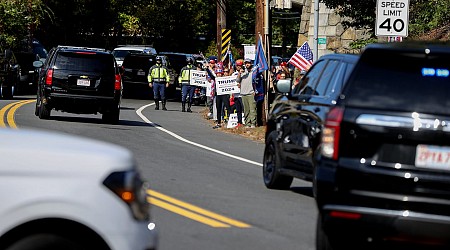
[0, 48, 20, 99]
[112, 45, 157, 67]
[158, 52, 202, 86]
[263, 53, 358, 189]
[34, 46, 122, 124]
[0, 127, 157, 250]
[315, 42, 450, 249]
[121, 53, 177, 99]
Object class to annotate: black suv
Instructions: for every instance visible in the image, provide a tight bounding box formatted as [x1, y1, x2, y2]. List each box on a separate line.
[315, 43, 450, 249]
[34, 46, 122, 123]
[0, 48, 20, 99]
[263, 53, 358, 189]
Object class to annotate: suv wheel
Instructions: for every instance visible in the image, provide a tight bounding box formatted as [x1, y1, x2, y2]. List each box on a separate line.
[263, 131, 293, 189]
[6, 234, 81, 250]
[316, 214, 336, 250]
[38, 102, 51, 119]
[102, 105, 120, 124]
[1, 83, 13, 99]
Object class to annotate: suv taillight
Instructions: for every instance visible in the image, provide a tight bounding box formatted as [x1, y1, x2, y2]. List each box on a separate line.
[322, 107, 344, 160]
[115, 74, 121, 90]
[46, 69, 53, 85]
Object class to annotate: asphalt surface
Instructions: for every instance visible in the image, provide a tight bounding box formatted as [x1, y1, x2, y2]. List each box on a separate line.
[5, 95, 317, 250]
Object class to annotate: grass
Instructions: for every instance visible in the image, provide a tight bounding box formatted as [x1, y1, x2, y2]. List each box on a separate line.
[201, 108, 265, 143]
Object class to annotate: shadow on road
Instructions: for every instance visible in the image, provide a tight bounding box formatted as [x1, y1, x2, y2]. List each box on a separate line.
[48, 115, 152, 127]
[290, 186, 314, 198]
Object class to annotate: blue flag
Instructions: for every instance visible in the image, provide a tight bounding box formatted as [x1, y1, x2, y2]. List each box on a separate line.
[252, 38, 268, 81]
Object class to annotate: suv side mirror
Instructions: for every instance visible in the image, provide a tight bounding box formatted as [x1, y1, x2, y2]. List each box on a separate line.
[33, 60, 44, 68]
[275, 79, 292, 94]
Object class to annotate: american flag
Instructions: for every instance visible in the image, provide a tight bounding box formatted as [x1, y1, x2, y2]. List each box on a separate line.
[288, 41, 313, 71]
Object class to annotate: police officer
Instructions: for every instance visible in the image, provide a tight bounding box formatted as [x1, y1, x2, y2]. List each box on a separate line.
[148, 56, 170, 110]
[178, 57, 195, 112]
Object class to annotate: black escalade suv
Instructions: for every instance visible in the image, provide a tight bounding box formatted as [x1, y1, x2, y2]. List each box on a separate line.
[263, 53, 358, 190]
[315, 43, 450, 249]
[34, 46, 122, 123]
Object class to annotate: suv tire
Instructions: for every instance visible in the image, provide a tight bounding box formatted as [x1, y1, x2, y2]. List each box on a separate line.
[263, 131, 293, 189]
[102, 106, 120, 124]
[38, 102, 51, 119]
[6, 234, 81, 250]
[1, 83, 13, 99]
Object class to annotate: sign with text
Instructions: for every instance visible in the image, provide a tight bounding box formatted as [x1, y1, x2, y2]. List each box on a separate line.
[215, 75, 240, 95]
[227, 113, 245, 128]
[376, 0, 409, 37]
[244, 45, 256, 61]
[189, 70, 208, 87]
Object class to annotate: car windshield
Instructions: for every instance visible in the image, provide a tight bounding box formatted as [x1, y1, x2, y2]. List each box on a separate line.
[54, 52, 114, 74]
[346, 49, 450, 116]
[122, 55, 156, 69]
[112, 50, 142, 60]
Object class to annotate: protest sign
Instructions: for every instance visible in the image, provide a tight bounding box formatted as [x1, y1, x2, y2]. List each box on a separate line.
[226, 113, 245, 128]
[215, 75, 240, 95]
[189, 70, 208, 87]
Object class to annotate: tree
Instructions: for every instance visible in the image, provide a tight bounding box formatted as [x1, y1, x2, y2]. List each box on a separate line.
[0, 0, 52, 49]
[321, 0, 450, 40]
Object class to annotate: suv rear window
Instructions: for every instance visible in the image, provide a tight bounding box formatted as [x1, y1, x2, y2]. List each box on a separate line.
[122, 55, 156, 69]
[345, 49, 450, 115]
[54, 52, 114, 74]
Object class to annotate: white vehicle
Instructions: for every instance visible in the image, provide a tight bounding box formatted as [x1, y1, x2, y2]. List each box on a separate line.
[0, 128, 157, 250]
[112, 45, 157, 67]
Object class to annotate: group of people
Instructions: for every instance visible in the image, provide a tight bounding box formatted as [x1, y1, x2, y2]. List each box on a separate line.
[147, 55, 264, 129]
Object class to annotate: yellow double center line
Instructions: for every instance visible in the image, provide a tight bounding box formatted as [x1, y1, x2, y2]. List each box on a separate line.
[1, 100, 251, 228]
[0, 100, 36, 128]
[148, 190, 251, 228]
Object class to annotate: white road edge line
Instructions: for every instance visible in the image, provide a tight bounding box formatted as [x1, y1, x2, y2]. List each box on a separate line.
[136, 103, 263, 167]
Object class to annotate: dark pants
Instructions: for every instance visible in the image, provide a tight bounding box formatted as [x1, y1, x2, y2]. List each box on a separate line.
[215, 94, 231, 124]
[153, 82, 166, 100]
[181, 85, 195, 103]
[234, 96, 244, 124]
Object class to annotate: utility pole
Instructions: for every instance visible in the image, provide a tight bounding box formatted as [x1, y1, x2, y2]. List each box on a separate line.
[217, 0, 226, 60]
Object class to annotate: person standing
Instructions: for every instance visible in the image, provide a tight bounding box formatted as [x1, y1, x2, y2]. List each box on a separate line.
[212, 68, 231, 129]
[148, 56, 170, 110]
[178, 57, 196, 112]
[236, 58, 257, 128]
[231, 59, 244, 127]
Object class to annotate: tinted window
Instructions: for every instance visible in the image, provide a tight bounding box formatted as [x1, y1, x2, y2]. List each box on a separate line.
[346, 49, 450, 115]
[122, 55, 156, 69]
[54, 52, 114, 74]
[112, 50, 142, 60]
[314, 59, 339, 96]
[295, 60, 327, 95]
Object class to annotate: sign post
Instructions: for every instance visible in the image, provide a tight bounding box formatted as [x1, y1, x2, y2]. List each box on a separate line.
[376, 0, 409, 37]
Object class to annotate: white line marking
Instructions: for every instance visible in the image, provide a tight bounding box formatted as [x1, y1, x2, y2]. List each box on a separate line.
[136, 103, 263, 167]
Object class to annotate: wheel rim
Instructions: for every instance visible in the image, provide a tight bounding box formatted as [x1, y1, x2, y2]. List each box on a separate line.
[263, 142, 276, 183]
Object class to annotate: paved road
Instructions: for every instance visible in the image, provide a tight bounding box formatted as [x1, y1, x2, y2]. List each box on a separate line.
[3, 96, 317, 250]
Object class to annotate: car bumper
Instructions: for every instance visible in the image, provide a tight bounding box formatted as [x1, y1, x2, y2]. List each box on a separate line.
[316, 158, 450, 246]
[46, 92, 120, 113]
[104, 220, 158, 250]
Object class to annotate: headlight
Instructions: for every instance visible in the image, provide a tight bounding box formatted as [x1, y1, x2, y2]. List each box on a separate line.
[103, 170, 150, 221]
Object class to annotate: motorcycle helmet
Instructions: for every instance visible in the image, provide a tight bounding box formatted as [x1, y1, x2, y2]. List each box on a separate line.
[156, 56, 162, 61]
[186, 57, 194, 64]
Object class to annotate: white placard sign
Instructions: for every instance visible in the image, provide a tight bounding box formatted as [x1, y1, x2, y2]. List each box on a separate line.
[215, 76, 240, 95]
[189, 70, 208, 87]
[227, 113, 245, 128]
[244, 45, 256, 61]
[376, 0, 409, 37]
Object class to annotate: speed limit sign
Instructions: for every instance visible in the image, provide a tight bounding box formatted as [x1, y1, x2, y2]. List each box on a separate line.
[376, 0, 409, 37]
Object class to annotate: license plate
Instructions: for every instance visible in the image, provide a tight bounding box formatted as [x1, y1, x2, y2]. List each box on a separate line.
[77, 79, 90, 86]
[415, 144, 450, 171]
[137, 70, 145, 76]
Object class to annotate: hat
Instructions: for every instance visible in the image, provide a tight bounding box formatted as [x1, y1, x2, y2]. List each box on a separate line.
[280, 62, 287, 67]
[209, 59, 216, 64]
[300, 70, 307, 75]
[244, 58, 253, 63]
[235, 59, 243, 66]
[215, 68, 223, 74]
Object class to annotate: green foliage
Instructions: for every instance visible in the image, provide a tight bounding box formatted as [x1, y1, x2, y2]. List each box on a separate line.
[0, 0, 52, 49]
[321, 0, 450, 39]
